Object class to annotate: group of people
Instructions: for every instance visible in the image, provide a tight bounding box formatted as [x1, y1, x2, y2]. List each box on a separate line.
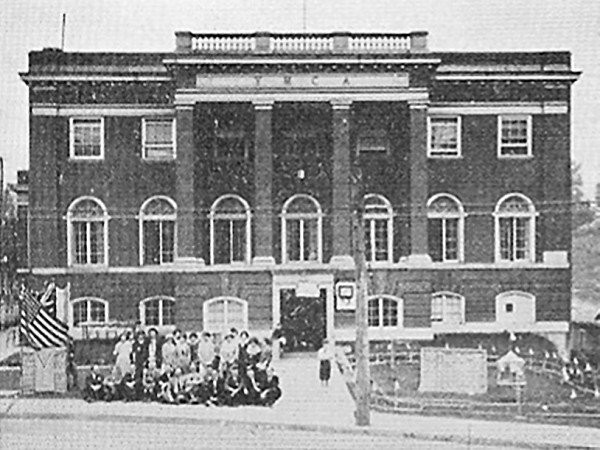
[561, 353, 598, 391]
[84, 326, 282, 407]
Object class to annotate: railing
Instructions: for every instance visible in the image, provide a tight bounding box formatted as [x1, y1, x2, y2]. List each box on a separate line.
[192, 35, 255, 53]
[176, 31, 428, 54]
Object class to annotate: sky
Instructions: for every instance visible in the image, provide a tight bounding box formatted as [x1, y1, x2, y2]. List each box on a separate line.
[1, 0, 599, 197]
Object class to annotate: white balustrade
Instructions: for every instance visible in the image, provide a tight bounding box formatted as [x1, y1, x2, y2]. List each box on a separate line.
[349, 36, 410, 52]
[192, 36, 255, 53]
[271, 36, 334, 53]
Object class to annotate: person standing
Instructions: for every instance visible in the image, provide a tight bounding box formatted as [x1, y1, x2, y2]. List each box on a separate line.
[112, 331, 133, 381]
[146, 327, 162, 369]
[317, 339, 333, 387]
[132, 331, 148, 399]
[161, 334, 177, 370]
[198, 332, 216, 370]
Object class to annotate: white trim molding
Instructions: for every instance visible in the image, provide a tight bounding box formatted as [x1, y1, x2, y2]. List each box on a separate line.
[33, 104, 175, 117]
[435, 73, 579, 82]
[429, 102, 568, 115]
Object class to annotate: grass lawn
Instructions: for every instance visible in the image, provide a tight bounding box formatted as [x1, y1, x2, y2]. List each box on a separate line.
[370, 362, 600, 428]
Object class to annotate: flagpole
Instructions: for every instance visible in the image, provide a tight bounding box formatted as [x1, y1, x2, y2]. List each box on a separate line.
[18, 284, 24, 393]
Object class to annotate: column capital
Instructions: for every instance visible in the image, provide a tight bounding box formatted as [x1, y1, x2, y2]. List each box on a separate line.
[175, 104, 195, 111]
[408, 99, 429, 110]
[331, 99, 353, 110]
[253, 100, 274, 110]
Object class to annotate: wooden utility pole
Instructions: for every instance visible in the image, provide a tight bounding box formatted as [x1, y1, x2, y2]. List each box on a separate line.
[351, 166, 370, 426]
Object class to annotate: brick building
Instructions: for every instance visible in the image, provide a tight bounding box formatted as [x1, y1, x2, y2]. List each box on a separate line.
[19, 31, 579, 352]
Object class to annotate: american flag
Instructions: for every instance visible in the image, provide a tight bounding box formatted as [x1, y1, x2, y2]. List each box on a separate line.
[19, 283, 70, 349]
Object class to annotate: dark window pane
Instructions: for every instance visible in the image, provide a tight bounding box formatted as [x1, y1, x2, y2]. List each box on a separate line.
[428, 219, 443, 262]
[143, 221, 160, 265]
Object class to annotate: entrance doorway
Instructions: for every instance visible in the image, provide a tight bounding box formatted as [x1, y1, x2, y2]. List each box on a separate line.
[280, 288, 326, 352]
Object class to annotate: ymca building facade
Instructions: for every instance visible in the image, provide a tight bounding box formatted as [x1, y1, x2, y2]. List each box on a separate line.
[20, 31, 579, 351]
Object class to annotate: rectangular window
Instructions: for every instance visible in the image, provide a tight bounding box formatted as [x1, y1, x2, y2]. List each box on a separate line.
[73, 302, 87, 326]
[499, 217, 530, 261]
[368, 301, 380, 327]
[73, 221, 104, 265]
[428, 117, 460, 157]
[357, 129, 388, 154]
[143, 118, 175, 160]
[431, 296, 443, 322]
[70, 118, 104, 159]
[498, 116, 532, 157]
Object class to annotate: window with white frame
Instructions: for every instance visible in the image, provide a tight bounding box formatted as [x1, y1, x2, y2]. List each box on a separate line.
[203, 297, 248, 333]
[431, 292, 465, 325]
[67, 197, 108, 266]
[71, 298, 108, 327]
[282, 194, 322, 263]
[495, 194, 536, 262]
[142, 118, 175, 160]
[140, 296, 175, 327]
[427, 194, 464, 263]
[70, 118, 104, 159]
[140, 196, 176, 265]
[498, 115, 532, 157]
[367, 296, 401, 328]
[364, 194, 393, 263]
[210, 195, 251, 265]
[428, 116, 461, 157]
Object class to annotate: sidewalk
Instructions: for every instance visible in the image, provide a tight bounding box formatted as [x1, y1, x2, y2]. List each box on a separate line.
[1, 355, 600, 449]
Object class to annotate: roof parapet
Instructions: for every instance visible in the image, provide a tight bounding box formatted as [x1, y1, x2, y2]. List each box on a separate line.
[175, 31, 429, 54]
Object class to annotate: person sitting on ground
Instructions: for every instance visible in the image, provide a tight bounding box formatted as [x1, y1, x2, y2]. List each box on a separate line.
[183, 363, 204, 404]
[168, 367, 187, 404]
[157, 365, 173, 403]
[259, 367, 282, 407]
[83, 364, 104, 402]
[102, 374, 120, 402]
[204, 366, 225, 406]
[242, 367, 261, 405]
[120, 371, 137, 402]
[223, 365, 244, 406]
[142, 360, 161, 402]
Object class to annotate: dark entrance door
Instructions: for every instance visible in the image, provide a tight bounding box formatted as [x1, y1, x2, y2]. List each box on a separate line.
[280, 288, 326, 352]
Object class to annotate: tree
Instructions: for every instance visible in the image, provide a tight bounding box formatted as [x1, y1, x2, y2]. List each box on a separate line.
[572, 162, 595, 230]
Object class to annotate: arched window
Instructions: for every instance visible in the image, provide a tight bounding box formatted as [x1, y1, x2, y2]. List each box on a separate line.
[282, 194, 322, 263]
[431, 292, 465, 325]
[494, 194, 536, 262]
[140, 296, 175, 327]
[495, 291, 536, 326]
[210, 195, 251, 264]
[203, 297, 248, 333]
[427, 194, 464, 263]
[140, 196, 176, 265]
[67, 197, 108, 266]
[364, 194, 393, 263]
[367, 295, 402, 328]
[70, 297, 108, 327]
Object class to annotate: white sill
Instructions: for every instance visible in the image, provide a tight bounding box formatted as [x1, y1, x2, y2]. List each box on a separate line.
[497, 154, 533, 160]
[142, 157, 176, 162]
[69, 156, 104, 161]
[427, 154, 462, 159]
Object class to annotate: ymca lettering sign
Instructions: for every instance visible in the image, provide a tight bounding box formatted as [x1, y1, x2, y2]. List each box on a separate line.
[195, 73, 410, 90]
